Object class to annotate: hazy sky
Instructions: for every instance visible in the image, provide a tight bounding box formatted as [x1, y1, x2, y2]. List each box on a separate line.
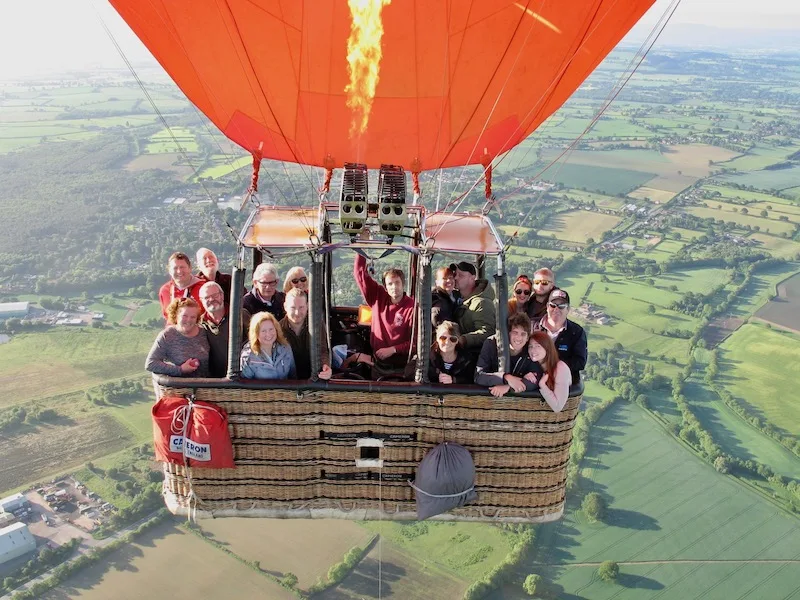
[0, 0, 799, 79]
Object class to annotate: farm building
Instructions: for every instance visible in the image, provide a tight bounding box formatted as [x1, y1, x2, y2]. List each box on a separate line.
[0, 523, 36, 566]
[0, 302, 29, 320]
[0, 493, 28, 514]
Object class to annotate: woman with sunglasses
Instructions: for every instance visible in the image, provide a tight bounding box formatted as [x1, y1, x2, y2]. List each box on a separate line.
[428, 321, 474, 384]
[508, 274, 534, 318]
[283, 266, 309, 293]
[526, 331, 570, 412]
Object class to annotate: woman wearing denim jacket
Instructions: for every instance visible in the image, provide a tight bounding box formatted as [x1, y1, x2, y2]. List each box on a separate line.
[241, 311, 296, 379]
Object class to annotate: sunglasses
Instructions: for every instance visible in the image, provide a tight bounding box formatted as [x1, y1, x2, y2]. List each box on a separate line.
[291, 277, 308, 284]
[548, 302, 568, 309]
[534, 279, 553, 285]
[514, 288, 532, 296]
[256, 279, 278, 286]
[438, 335, 459, 343]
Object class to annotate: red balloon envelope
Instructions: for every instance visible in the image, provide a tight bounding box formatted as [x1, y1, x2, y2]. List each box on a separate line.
[110, 0, 654, 171]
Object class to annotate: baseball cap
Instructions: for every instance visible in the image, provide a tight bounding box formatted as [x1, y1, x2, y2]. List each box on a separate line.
[449, 261, 477, 276]
[548, 289, 570, 305]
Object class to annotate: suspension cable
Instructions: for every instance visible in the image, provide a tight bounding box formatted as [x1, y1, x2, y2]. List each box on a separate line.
[499, 0, 683, 248]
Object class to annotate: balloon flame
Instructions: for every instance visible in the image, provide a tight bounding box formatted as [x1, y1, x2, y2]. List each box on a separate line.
[345, 0, 391, 138]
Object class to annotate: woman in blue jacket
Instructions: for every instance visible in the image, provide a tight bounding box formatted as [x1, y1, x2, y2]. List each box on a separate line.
[241, 311, 296, 379]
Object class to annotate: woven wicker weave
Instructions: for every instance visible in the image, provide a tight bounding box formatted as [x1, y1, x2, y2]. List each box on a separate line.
[156, 382, 580, 522]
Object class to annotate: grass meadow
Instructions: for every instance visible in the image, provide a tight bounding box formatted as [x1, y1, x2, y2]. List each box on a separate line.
[716, 144, 798, 171]
[679, 379, 800, 480]
[0, 328, 154, 408]
[199, 518, 375, 590]
[687, 205, 796, 236]
[531, 402, 800, 600]
[537, 210, 623, 243]
[722, 166, 800, 193]
[360, 521, 517, 582]
[40, 520, 296, 600]
[525, 163, 655, 196]
[323, 538, 467, 599]
[195, 155, 251, 180]
[748, 232, 800, 259]
[718, 324, 800, 437]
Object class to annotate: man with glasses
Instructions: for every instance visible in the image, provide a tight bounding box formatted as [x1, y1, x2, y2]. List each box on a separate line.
[530, 268, 557, 319]
[533, 289, 587, 384]
[199, 281, 251, 378]
[158, 252, 205, 321]
[243, 263, 286, 320]
[196, 247, 233, 305]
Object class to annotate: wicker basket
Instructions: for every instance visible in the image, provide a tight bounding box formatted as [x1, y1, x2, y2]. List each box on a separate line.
[156, 381, 580, 523]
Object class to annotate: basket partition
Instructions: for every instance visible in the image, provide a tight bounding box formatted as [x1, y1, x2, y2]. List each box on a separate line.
[156, 382, 580, 522]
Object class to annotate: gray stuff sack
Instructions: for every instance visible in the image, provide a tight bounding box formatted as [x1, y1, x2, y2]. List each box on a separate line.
[410, 442, 477, 520]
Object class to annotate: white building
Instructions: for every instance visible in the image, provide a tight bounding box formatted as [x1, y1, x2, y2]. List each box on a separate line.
[0, 493, 27, 514]
[0, 302, 29, 320]
[0, 523, 36, 565]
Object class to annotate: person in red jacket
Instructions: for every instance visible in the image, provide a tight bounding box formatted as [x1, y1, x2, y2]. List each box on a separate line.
[158, 252, 205, 321]
[351, 253, 415, 379]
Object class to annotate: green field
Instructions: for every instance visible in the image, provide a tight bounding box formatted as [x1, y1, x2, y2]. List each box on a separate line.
[702, 184, 792, 204]
[748, 232, 800, 259]
[687, 205, 796, 236]
[0, 328, 154, 407]
[40, 521, 296, 600]
[722, 166, 800, 193]
[537, 210, 623, 243]
[718, 324, 800, 437]
[532, 402, 800, 599]
[360, 521, 516, 582]
[516, 157, 656, 195]
[716, 144, 799, 171]
[195, 155, 251, 180]
[145, 126, 199, 153]
[679, 379, 800, 479]
[131, 301, 164, 324]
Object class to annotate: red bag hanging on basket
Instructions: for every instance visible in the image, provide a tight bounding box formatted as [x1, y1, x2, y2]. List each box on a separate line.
[151, 396, 235, 469]
[152, 396, 190, 464]
[184, 399, 235, 469]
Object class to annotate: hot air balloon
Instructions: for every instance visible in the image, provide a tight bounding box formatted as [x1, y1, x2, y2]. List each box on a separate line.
[113, 0, 655, 522]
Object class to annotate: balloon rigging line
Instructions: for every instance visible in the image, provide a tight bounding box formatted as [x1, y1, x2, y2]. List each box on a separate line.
[505, 0, 680, 177]
[187, 102, 248, 190]
[429, 0, 546, 241]
[92, 3, 217, 206]
[439, 0, 622, 221]
[435, 0, 543, 225]
[214, 1, 316, 235]
[430, 0, 473, 213]
[500, 0, 683, 248]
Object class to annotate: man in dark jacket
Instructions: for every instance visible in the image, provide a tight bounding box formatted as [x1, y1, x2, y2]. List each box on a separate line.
[279, 288, 332, 380]
[242, 263, 286, 320]
[533, 289, 587, 384]
[452, 261, 496, 358]
[198, 281, 250, 378]
[431, 266, 461, 327]
[475, 313, 542, 397]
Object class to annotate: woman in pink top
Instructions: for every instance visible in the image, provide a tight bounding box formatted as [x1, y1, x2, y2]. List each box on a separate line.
[526, 331, 571, 413]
